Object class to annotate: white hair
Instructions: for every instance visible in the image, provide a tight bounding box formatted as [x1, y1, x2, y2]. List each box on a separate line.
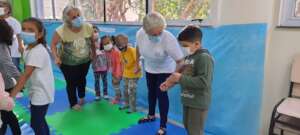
[62, 5, 81, 24]
[142, 12, 166, 33]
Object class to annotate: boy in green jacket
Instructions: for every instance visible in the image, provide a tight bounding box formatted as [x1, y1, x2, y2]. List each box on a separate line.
[160, 25, 214, 135]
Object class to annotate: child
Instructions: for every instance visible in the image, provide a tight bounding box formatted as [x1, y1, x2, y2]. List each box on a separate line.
[101, 35, 123, 104]
[115, 34, 142, 113]
[92, 26, 109, 100]
[10, 18, 55, 135]
[0, 73, 15, 131]
[160, 25, 214, 135]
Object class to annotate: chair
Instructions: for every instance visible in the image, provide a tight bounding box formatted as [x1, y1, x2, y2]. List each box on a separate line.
[269, 54, 300, 135]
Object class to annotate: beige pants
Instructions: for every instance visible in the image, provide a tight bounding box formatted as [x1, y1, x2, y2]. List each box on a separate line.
[183, 106, 208, 135]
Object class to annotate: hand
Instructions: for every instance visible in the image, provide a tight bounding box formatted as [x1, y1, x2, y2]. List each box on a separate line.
[134, 65, 141, 74]
[18, 45, 25, 54]
[55, 57, 62, 66]
[160, 82, 169, 91]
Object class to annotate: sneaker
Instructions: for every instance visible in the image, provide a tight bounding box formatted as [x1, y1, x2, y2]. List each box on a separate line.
[95, 96, 101, 101]
[103, 95, 109, 100]
[119, 105, 129, 110]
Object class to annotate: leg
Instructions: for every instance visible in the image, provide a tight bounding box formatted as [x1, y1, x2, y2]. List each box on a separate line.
[128, 78, 138, 112]
[157, 74, 171, 128]
[112, 76, 122, 103]
[146, 72, 157, 117]
[123, 78, 129, 106]
[60, 64, 78, 107]
[94, 72, 101, 96]
[77, 62, 90, 100]
[0, 110, 21, 135]
[100, 72, 108, 96]
[185, 107, 208, 135]
[30, 104, 50, 135]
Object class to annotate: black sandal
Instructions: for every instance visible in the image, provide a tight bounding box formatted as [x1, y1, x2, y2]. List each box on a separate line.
[137, 116, 156, 124]
[156, 127, 167, 135]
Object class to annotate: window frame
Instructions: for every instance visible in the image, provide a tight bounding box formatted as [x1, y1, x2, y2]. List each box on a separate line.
[33, 0, 220, 27]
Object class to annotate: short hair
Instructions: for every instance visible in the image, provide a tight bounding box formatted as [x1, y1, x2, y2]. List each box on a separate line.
[62, 5, 81, 25]
[142, 12, 166, 33]
[0, 19, 13, 45]
[178, 25, 203, 43]
[0, 1, 12, 15]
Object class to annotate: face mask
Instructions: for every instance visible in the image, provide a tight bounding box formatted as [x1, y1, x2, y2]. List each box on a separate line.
[0, 7, 5, 16]
[71, 16, 83, 28]
[104, 44, 113, 51]
[20, 32, 37, 45]
[148, 35, 161, 43]
[118, 45, 127, 52]
[182, 47, 192, 56]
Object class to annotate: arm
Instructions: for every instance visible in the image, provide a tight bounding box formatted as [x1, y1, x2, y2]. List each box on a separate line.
[51, 32, 62, 66]
[10, 66, 35, 97]
[0, 74, 14, 111]
[17, 35, 25, 54]
[90, 34, 96, 59]
[134, 46, 141, 74]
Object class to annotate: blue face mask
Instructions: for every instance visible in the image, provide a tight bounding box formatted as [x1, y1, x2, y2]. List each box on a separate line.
[20, 32, 37, 45]
[148, 35, 161, 43]
[71, 16, 83, 28]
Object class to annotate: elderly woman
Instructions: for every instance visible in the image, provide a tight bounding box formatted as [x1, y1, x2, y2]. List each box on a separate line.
[51, 5, 95, 110]
[136, 12, 184, 135]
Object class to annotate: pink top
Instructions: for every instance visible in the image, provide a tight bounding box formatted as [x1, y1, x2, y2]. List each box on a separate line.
[106, 47, 123, 78]
[0, 73, 14, 111]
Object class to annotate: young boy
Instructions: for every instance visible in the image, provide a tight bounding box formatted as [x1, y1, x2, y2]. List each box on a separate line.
[115, 34, 142, 113]
[160, 25, 214, 135]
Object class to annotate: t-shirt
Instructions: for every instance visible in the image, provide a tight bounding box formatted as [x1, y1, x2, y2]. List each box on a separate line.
[136, 28, 184, 74]
[5, 17, 22, 58]
[106, 47, 123, 78]
[121, 46, 142, 78]
[24, 44, 55, 105]
[56, 23, 93, 65]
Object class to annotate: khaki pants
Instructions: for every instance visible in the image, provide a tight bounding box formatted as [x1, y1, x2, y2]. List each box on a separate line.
[183, 106, 208, 135]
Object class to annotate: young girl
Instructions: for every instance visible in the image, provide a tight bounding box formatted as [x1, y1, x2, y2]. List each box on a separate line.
[101, 35, 123, 104]
[115, 34, 142, 113]
[0, 73, 15, 133]
[10, 18, 55, 135]
[92, 26, 109, 100]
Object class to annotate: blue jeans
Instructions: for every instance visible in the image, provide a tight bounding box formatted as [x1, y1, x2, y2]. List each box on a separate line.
[30, 104, 50, 135]
[12, 57, 21, 71]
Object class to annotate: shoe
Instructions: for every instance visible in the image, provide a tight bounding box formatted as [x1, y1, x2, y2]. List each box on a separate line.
[138, 116, 156, 124]
[156, 127, 167, 135]
[111, 99, 120, 104]
[72, 104, 81, 111]
[95, 96, 101, 101]
[103, 95, 109, 100]
[119, 106, 129, 110]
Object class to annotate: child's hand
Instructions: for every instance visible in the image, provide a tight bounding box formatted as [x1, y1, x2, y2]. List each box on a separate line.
[134, 65, 141, 74]
[55, 57, 62, 66]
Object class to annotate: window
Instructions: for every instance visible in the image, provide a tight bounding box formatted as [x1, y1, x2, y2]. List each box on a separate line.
[105, 0, 146, 22]
[151, 0, 211, 21]
[37, 0, 218, 25]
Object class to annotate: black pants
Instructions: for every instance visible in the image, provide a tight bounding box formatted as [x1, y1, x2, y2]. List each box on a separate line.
[146, 72, 170, 128]
[60, 61, 90, 107]
[30, 104, 49, 135]
[0, 111, 21, 135]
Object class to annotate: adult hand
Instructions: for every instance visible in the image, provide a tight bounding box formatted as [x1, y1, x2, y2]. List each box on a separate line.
[55, 57, 62, 66]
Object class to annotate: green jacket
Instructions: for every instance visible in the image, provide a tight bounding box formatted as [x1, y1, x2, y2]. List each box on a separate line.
[179, 49, 214, 109]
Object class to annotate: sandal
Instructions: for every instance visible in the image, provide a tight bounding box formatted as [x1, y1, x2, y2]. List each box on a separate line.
[138, 116, 156, 124]
[156, 127, 167, 135]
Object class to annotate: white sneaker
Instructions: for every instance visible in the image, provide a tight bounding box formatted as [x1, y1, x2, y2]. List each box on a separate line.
[95, 96, 101, 101]
[103, 95, 109, 100]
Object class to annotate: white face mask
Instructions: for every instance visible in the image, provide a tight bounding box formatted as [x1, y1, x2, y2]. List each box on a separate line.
[182, 47, 192, 56]
[0, 7, 5, 16]
[104, 44, 113, 51]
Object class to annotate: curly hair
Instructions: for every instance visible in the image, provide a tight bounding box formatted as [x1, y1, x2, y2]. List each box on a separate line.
[0, 19, 13, 46]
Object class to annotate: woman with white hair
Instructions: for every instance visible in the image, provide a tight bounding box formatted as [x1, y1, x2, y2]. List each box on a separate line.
[51, 5, 96, 111]
[136, 12, 184, 135]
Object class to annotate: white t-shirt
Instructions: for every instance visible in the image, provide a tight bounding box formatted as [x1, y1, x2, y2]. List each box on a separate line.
[136, 28, 184, 74]
[5, 17, 22, 58]
[24, 44, 55, 105]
